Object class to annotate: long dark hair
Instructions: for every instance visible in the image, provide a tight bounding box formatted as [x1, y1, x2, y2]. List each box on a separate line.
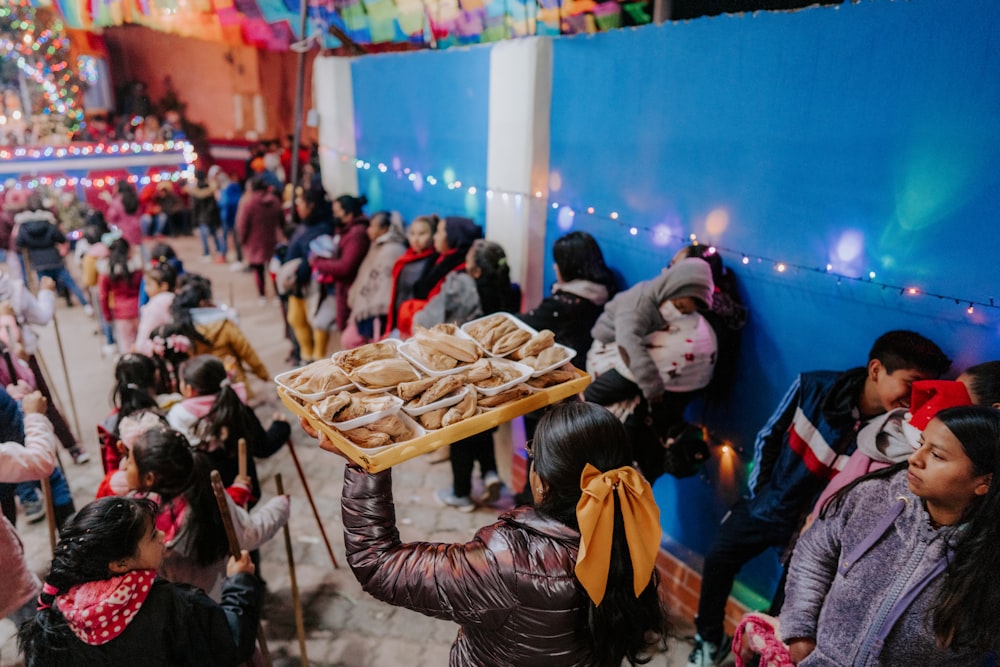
[18, 497, 158, 665]
[118, 182, 140, 216]
[107, 238, 132, 283]
[111, 354, 159, 437]
[334, 193, 367, 222]
[928, 406, 1000, 650]
[552, 231, 618, 298]
[532, 402, 668, 665]
[820, 406, 1000, 651]
[167, 274, 212, 346]
[469, 239, 519, 314]
[132, 428, 228, 567]
[181, 355, 250, 457]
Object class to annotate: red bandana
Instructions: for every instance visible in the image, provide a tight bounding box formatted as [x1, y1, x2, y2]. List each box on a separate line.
[55, 570, 157, 645]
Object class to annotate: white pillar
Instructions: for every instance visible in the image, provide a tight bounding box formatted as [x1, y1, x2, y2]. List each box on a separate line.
[313, 56, 360, 197]
[486, 38, 553, 308]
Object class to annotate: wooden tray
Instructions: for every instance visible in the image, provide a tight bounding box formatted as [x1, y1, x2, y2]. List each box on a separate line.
[279, 368, 591, 472]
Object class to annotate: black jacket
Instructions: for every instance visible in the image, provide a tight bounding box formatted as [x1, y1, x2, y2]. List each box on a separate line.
[23, 574, 261, 667]
[518, 280, 611, 362]
[15, 211, 65, 271]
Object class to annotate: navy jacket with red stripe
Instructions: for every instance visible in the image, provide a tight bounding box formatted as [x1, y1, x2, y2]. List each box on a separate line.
[745, 367, 869, 535]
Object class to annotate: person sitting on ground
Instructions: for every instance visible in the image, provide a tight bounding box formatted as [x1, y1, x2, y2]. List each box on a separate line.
[303, 401, 669, 666]
[686, 330, 951, 667]
[18, 496, 262, 666]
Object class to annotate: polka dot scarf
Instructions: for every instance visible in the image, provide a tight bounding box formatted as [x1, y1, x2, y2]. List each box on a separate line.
[55, 570, 157, 645]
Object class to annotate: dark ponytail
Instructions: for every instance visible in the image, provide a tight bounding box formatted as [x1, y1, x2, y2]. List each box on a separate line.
[111, 354, 159, 436]
[469, 239, 518, 315]
[107, 238, 132, 284]
[532, 403, 668, 665]
[18, 497, 158, 665]
[334, 193, 367, 221]
[180, 355, 250, 457]
[132, 428, 228, 566]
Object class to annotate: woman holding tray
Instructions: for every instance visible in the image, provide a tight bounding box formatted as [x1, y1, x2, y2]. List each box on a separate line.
[303, 401, 668, 666]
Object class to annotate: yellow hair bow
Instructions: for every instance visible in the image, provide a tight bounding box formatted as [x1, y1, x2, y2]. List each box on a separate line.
[575, 463, 661, 605]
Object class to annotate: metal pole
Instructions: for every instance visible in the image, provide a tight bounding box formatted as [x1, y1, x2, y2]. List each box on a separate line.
[49, 308, 83, 443]
[289, 0, 310, 193]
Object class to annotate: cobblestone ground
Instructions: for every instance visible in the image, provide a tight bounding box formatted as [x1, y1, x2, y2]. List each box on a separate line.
[0, 237, 694, 666]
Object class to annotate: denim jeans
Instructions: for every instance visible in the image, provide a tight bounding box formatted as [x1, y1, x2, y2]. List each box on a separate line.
[36, 266, 88, 306]
[199, 224, 226, 257]
[140, 212, 167, 237]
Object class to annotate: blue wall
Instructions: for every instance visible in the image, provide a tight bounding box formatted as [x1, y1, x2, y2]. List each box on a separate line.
[348, 0, 1000, 604]
[547, 0, 1000, 601]
[351, 45, 492, 225]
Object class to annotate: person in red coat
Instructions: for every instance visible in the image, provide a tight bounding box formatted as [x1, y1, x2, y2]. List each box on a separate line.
[395, 216, 482, 338]
[384, 214, 436, 336]
[98, 238, 144, 354]
[310, 194, 370, 348]
[236, 177, 284, 301]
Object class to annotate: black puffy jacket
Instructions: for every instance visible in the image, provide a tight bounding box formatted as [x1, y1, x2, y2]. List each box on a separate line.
[15, 211, 65, 272]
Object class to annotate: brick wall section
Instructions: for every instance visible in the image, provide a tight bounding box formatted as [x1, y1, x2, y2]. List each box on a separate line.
[656, 548, 749, 637]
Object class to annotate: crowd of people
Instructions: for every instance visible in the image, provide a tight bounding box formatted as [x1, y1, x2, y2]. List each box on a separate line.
[1, 151, 999, 667]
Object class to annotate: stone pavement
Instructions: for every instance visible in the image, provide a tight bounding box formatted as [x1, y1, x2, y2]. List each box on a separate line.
[0, 237, 695, 666]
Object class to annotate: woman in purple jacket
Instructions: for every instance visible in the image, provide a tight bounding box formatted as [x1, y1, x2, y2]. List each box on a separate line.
[781, 405, 1000, 665]
[307, 402, 669, 666]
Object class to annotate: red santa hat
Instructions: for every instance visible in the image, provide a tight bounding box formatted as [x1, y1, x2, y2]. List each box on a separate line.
[908, 380, 973, 430]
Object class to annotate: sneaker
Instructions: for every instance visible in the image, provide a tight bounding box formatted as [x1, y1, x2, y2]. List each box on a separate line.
[257, 296, 268, 306]
[686, 634, 729, 667]
[214, 255, 227, 264]
[70, 447, 90, 464]
[435, 488, 475, 513]
[23, 498, 46, 524]
[229, 261, 245, 272]
[83, 304, 95, 317]
[101, 343, 118, 358]
[479, 472, 502, 505]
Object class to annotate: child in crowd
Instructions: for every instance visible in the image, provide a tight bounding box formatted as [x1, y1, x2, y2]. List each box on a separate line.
[76, 219, 116, 355]
[283, 184, 335, 363]
[15, 193, 92, 312]
[187, 169, 224, 262]
[125, 428, 289, 598]
[98, 238, 143, 354]
[159, 275, 269, 396]
[416, 238, 520, 511]
[687, 330, 951, 667]
[167, 355, 290, 505]
[18, 496, 262, 666]
[781, 406, 1000, 665]
[306, 402, 668, 665]
[104, 182, 144, 250]
[96, 410, 165, 498]
[586, 256, 717, 480]
[135, 262, 178, 356]
[1, 389, 56, 626]
[344, 211, 406, 347]
[385, 214, 436, 336]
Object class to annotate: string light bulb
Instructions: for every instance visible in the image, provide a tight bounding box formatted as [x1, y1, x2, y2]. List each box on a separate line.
[776, 263, 787, 273]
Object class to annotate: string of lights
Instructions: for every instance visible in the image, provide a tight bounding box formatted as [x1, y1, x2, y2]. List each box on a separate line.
[324, 144, 997, 315]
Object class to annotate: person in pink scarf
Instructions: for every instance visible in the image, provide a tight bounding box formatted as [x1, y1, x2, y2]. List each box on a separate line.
[18, 496, 261, 666]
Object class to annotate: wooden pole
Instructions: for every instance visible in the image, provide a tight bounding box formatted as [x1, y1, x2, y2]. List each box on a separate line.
[210, 471, 273, 667]
[276, 474, 309, 667]
[286, 438, 339, 569]
[47, 309, 83, 443]
[238, 438, 248, 480]
[41, 475, 57, 553]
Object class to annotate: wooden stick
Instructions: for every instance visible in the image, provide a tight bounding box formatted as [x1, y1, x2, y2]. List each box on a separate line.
[286, 438, 339, 569]
[276, 474, 309, 667]
[48, 308, 83, 443]
[210, 471, 273, 667]
[238, 438, 248, 480]
[41, 475, 57, 553]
